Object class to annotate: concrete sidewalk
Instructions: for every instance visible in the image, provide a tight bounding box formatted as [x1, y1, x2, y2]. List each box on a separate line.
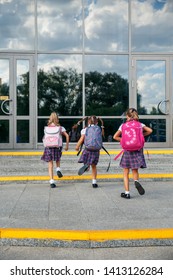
[0, 180, 173, 247]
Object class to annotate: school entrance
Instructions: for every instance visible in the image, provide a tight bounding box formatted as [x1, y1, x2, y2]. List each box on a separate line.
[0, 54, 35, 149]
[131, 56, 173, 148]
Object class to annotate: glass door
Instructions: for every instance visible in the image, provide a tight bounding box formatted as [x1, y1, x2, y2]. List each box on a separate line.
[0, 55, 35, 149]
[131, 56, 172, 147]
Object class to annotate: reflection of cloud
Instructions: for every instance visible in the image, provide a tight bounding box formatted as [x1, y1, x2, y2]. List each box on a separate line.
[84, 0, 128, 51]
[38, 55, 82, 74]
[132, 0, 173, 51]
[137, 71, 165, 112]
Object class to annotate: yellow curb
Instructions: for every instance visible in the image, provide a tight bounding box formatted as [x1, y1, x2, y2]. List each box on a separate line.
[0, 173, 173, 182]
[1, 228, 173, 241]
[0, 149, 173, 156]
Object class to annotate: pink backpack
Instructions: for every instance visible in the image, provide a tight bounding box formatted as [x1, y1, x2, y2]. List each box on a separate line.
[120, 120, 145, 151]
[114, 120, 145, 160]
[43, 126, 62, 148]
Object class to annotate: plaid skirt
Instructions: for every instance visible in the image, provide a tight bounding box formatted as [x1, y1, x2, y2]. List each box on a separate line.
[120, 149, 147, 169]
[41, 147, 62, 162]
[78, 149, 100, 165]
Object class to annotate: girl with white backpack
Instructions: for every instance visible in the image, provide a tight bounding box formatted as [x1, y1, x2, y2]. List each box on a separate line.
[41, 112, 69, 188]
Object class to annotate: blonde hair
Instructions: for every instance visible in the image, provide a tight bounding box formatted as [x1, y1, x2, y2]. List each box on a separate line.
[47, 112, 60, 126]
[126, 108, 139, 121]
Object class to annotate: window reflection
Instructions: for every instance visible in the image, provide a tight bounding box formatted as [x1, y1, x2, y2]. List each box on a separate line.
[17, 120, 29, 143]
[17, 60, 29, 116]
[38, 118, 82, 143]
[37, 54, 82, 116]
[0, 120, 9, 143]
[140, 119, 166, 143]
[132, 0, 173, 52]
[0, 0, 35, 50]
[85, 55, 129, 116]
[0, 59, 9, 116]
[136, 60, 165, 115]
[84, 0, 128, 52]
[37, 0, 83, 51]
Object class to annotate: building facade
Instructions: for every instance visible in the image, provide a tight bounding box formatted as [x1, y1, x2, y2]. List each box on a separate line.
[0, 0, 173, 149]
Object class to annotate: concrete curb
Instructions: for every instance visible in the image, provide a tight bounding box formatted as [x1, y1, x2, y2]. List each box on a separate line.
[1, 228, 173, 248]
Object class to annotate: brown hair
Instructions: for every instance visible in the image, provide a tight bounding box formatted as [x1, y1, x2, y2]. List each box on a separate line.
[126, 108, 139, 121]
[88, 115, 98, 125]
[47, 112, 60, 126]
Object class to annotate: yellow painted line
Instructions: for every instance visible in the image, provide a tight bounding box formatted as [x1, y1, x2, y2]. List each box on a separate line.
[0, 173, 173, 182]
[0, 149, 173, 156]
[1, 228, 173, 241]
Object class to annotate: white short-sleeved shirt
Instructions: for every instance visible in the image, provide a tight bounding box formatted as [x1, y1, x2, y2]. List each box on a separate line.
[118, 122, 145, 132]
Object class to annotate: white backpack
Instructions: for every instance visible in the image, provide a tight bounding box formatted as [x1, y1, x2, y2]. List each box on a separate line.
[43, 126, 62, 148]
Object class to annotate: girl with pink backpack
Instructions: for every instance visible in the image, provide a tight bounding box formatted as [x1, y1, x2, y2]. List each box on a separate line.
[113, 108, 152, 199]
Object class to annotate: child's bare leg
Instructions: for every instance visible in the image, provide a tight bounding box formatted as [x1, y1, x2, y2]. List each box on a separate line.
[56, 160, 60, 168]
[132, 168, 139, 181]
[121, 168, 130, 199]
[48, 161, 54, 180]
[123, 168, 130, 191]
[56, 160, 63, 178]
[91, 164, 98, 188]
[132, 168, 145, 195]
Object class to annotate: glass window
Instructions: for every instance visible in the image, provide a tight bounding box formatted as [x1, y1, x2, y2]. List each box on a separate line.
[16, 59, 30, 116]
[84, 0, 129, 52]
[37, 0, 83, 51]
[0, 120, 9, 143]
[136, 60, 166, 115]
[0, 0, 35, 50]
[85, 55, 129, 116]
[17, 120, 29, 143]
[131, 0, 173, 52]
[37, 54, 82, 116]
[140, 118, 166, 143]
[38, 118, 81, 143]
[0, 59, 10, 116]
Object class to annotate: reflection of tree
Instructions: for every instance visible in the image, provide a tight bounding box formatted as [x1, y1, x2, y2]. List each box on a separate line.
[37, 67, 129, 116]
[85, 71, 128, 116]
[38, 68, 82, 116]
[17, 72, 29, 115]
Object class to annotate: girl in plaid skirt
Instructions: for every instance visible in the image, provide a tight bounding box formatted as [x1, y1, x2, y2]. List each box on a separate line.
[75, 116, 104, 188]
[113, 108, 152, 199]
[41, 112, 69, 188]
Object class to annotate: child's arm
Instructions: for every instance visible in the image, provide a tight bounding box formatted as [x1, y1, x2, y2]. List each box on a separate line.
[143, 126, 153, 137]
[113, 130, 121, 142]
[62, 131, 69, 151]
[75, 135, 85, 151]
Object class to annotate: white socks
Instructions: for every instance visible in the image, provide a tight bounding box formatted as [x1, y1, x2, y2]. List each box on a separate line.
[50, 179, 55, 184]
[92, 179, 97, 184]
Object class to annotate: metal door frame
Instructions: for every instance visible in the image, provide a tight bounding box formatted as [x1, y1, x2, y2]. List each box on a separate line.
[0, 54, 35, 149]
[131, 55, 172, 148]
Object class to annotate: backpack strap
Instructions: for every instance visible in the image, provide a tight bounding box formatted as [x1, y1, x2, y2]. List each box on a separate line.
[114, 149, 124, 160]
[77, 143, 83, 156]
[102, 145, 111, 172]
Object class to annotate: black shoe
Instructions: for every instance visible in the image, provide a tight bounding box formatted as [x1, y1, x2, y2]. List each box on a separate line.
[121, 192, 130, 199]
[50, 183, 56, 188]
[135, 181, 145, 195]
[57, 170, 63, 178]
[92, 183, 98, 188]
[78, 164, 89, 175]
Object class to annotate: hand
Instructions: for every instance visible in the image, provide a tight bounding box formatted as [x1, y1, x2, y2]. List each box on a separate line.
[64, 144, 69, 151]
